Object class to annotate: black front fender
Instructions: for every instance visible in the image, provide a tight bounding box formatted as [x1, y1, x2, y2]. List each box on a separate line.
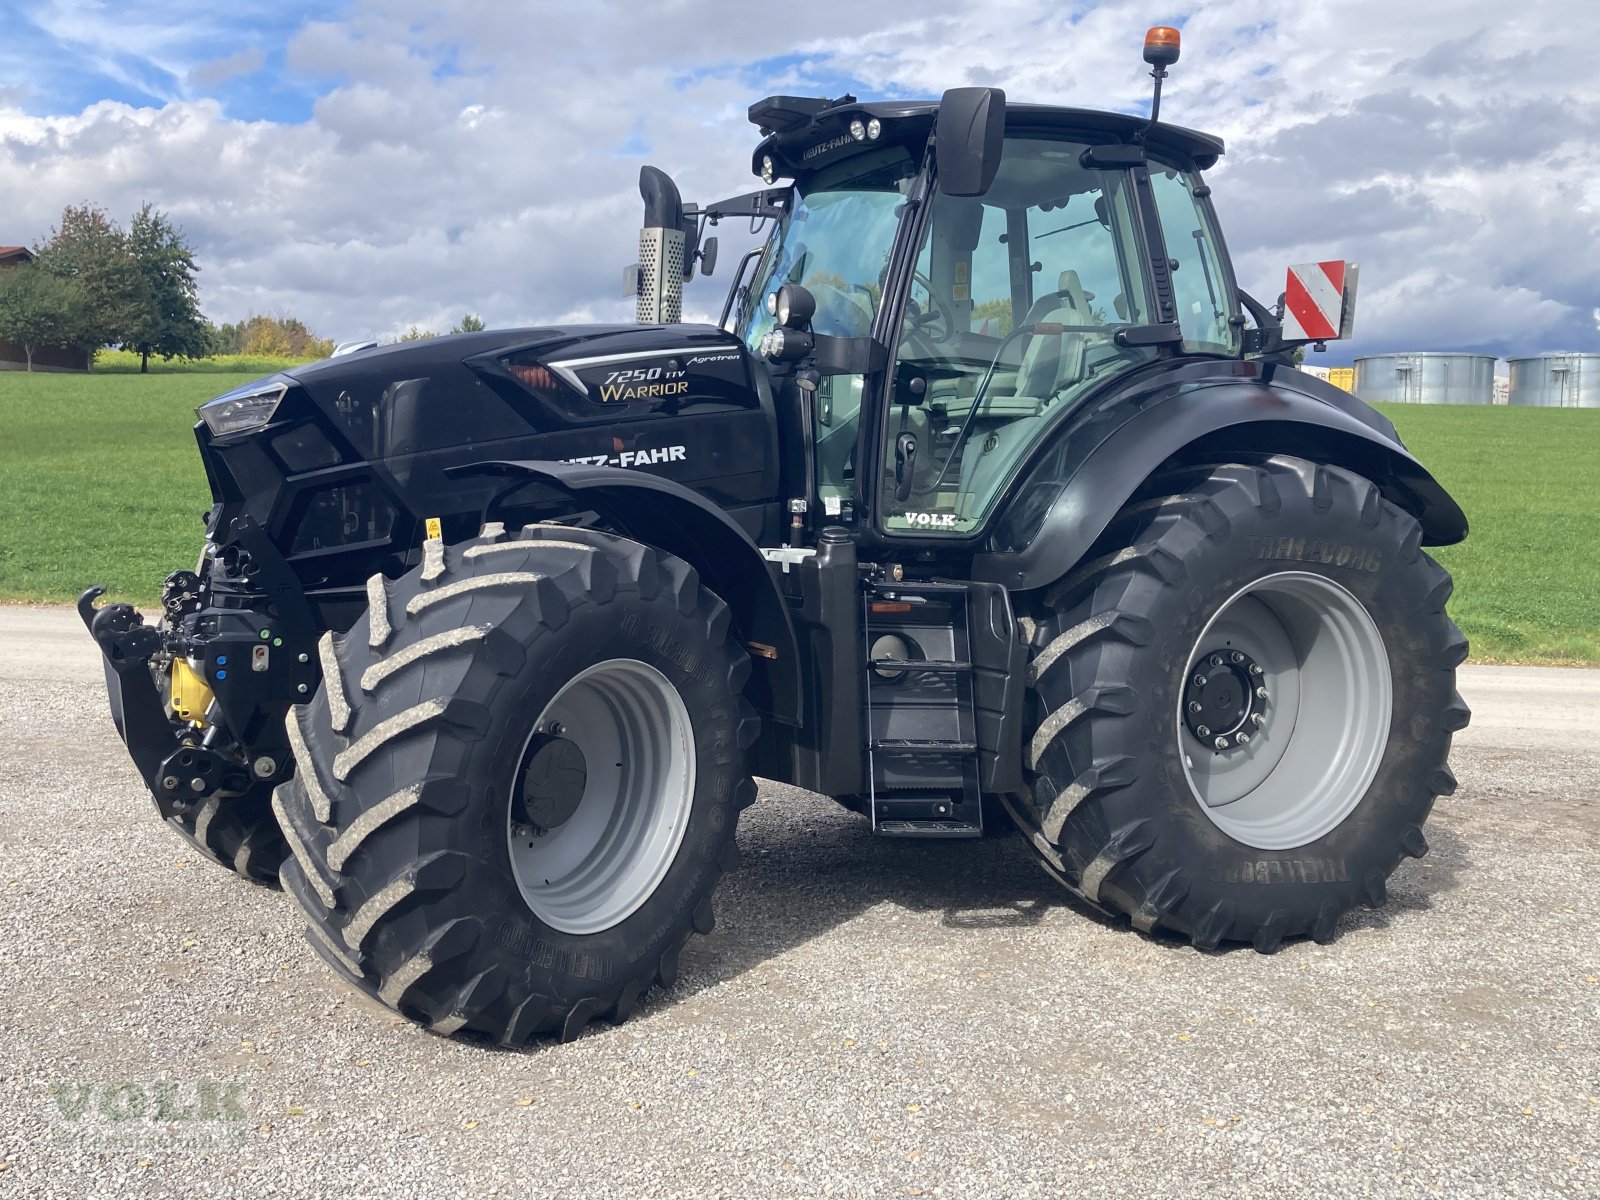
[975, 365, 1468, 592]
[448, 459, 802, 727]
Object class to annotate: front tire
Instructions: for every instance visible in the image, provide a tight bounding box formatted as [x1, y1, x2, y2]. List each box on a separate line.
[273, 524, 758, 1042]
[1013, 457, 1470, 950]
[165, 782, 287, 886]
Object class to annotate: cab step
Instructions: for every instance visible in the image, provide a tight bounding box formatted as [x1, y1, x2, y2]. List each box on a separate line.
[872, 793, 983, 838]
[875, 818, 984, 838]
[863, 579, 984, 837]
[870, 738, 977, 752]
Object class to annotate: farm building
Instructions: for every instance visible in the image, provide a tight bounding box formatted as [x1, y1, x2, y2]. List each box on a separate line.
[0, 245, 91, 372]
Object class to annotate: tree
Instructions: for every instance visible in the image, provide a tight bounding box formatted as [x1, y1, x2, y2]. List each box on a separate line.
[32, 205, 137, 364]
[124, 204, 209, 373]
[398, 325, 439, 342]
[450, 313, 486, 334]
[970, 297, 1014, 337]
[211, 313, 333, 359]
[0, 264, 85, 371]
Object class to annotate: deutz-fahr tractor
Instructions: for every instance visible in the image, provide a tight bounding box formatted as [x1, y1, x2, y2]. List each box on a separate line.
[83, 28, 1469, 1044]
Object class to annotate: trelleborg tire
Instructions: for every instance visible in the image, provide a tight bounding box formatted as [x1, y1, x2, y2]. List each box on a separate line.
[1010, 456, 1470, 951]
[273, 523, 758, 1043]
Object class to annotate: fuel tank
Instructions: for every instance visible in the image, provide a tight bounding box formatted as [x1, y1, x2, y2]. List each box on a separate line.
[196, 324, 781, 626]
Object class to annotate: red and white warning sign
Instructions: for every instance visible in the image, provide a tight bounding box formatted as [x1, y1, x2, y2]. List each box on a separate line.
[1282, 260, 1358, 342]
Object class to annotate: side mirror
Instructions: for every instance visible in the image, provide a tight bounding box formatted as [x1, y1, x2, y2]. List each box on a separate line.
[935, 87, 1006, 197]
[698, 236, 719, 278]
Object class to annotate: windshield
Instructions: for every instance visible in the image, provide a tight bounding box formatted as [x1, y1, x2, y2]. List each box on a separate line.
[739, 145, 921, 514]
[739, 145, 919, 349]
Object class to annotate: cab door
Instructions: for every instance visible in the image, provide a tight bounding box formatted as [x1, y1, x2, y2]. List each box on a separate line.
[875, 134, 1158, 536]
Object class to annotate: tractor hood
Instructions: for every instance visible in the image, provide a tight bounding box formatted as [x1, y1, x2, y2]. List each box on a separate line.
[191, 320, 780, 616]
[277, 322, 759, 463]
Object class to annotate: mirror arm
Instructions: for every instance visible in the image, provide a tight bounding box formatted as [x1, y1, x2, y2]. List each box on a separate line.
[809, 334, 888, 376]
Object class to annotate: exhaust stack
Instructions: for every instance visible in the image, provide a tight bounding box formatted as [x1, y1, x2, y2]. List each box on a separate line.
[636, 166, 686, 324]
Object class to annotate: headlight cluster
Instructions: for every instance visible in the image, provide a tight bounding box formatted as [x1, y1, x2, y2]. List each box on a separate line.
[196, 378, 290, 436]
[758, 327, 814, 363]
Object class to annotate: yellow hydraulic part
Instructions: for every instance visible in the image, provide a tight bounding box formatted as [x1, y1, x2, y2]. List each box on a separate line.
[170, 658, 214, 727]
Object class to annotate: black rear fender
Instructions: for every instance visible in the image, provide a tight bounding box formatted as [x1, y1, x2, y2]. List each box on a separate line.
[447, 459, 802, 726]
[974, 371, 1467, 592]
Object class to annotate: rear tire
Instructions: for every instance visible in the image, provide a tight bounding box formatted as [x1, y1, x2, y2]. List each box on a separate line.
[273, 524, 758, 1043]
[1012, 456, 1469, 950]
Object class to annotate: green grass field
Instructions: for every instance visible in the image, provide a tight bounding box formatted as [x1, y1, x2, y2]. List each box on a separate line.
[1374, 403, 1600, 665]
[1, 372, 1595, 663]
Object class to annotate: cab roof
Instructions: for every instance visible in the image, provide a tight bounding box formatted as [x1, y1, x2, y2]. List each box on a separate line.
[749, 95, 1224, 180]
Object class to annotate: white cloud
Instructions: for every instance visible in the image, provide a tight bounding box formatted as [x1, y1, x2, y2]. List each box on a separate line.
[0, 0, 1596, 354]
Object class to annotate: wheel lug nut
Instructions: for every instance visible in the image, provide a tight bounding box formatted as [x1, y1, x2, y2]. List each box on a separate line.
[1251, 713, 1265, 727]
[1249, 663, 1263, 676]
[1193, 674, 1208, 687]
[1256, 686, 1268, 700]
[1214, 736, 1230, 751]
[1231, 651, 1245, 664]
[1210, 653, 1225, 668]
[1188, 701, 1203, 714]
[1236, 731, 1251, 745]
[1196, 725, 1211, 738]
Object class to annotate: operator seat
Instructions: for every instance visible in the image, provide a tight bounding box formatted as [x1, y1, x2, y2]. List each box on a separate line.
[954, 271, 1100, 518]
[1011, 269, 1096, 405]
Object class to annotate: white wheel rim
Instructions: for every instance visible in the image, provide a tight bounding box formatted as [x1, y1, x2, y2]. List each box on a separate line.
[1177, 571, 1392, 851]
[507, 659, 695, 935]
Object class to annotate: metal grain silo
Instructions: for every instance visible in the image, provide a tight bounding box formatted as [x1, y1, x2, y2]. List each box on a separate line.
[1354, 353, 1497, 405]
[1507, 353, 1600, 407]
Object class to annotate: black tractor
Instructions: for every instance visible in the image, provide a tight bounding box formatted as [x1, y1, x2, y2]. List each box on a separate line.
[84, 29, 1469, 1044]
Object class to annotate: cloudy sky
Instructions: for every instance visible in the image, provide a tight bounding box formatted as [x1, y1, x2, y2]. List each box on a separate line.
[2, 0, 1595, 360]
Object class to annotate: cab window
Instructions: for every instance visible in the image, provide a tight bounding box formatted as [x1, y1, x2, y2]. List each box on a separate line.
[1146, 164, 1238, 355]
[740, 146, 919, 510]
[880, 136, 1156, 535]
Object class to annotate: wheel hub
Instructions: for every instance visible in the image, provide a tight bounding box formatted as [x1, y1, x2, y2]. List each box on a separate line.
[512, 728, 588, 833]
[1183, 649, 1267, 751]
[1175, 571, 1393, 851]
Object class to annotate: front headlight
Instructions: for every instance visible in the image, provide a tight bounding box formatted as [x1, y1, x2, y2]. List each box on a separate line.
[197, 378, 289, 436]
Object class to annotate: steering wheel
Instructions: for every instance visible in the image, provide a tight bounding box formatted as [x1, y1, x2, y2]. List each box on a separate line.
[905, 271, 958, 342]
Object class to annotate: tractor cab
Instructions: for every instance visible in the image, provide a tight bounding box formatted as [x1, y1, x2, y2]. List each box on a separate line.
[733, 98, 1237, 539]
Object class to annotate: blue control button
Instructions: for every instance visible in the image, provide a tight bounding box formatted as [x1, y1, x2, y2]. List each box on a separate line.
[216, 670, 228, 680]
[216, 655, 228, 666]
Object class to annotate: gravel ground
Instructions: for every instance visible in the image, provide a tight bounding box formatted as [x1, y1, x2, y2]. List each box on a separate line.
[0, 611, 1596, 1199]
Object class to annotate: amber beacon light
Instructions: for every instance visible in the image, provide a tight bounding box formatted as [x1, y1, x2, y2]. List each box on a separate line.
[1144, 25, 1182, 67]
